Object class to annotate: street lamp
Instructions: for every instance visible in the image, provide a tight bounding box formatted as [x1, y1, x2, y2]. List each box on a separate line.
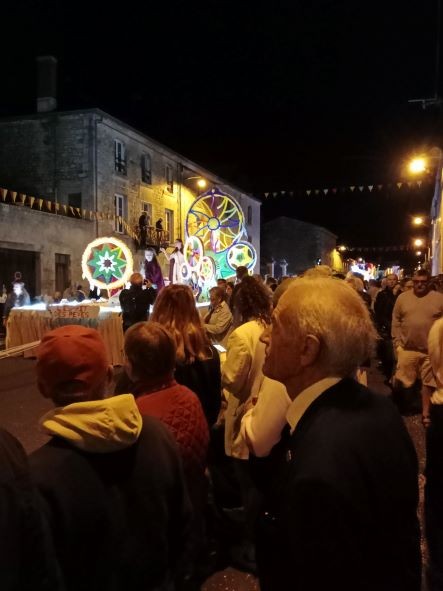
[407, 148, 443, 274]
[413, 216, 424, 226]
[414, 238, 424, 247]
[409, 157, 427, 174]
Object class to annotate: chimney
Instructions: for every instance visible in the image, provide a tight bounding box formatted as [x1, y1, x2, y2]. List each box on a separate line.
[36, 55, 57, 113]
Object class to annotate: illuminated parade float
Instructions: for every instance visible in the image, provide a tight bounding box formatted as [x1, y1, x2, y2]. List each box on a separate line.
[182, 187, 257, 299]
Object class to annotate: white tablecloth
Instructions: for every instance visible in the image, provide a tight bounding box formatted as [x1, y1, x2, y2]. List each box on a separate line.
[6, 305, 124, 366]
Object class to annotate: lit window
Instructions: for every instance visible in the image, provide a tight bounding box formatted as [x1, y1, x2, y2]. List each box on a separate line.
[114, 193, 126, 233]
[114, 140, 127, 175]
[142, 153, 152, 184]
[165, 164, 174, 193]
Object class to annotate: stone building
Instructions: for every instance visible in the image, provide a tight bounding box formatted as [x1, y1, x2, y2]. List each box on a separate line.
[0, 108, 260, 297]
[261, 216, 342, 277]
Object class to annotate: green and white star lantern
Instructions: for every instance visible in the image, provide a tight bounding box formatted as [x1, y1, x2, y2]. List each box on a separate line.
[82, 237, 133, 290]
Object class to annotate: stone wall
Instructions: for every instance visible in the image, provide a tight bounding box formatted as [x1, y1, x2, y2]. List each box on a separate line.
[0, 202, 95, 295]
[261, 216, 337, 276]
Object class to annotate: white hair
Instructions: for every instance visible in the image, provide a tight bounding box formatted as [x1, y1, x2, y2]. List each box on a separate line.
[279, 277, 377, 376]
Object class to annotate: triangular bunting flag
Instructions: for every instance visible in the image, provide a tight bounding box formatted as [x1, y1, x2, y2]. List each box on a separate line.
[281, 191, 286, 196]
[264, 192, 269, 198]
[29, 197, 35, 207]
[314, 189, 320, 195]
[377, 185, 383, 190]
[396, 182, 402, 189]
[407, 182, 412, 188]
[45, 200, 52, 211]
[55, 202, 60, 211]
[69, 206, 75, 215]
[306, 190, 312, 196]
[11, 191, 17, 203]
[75, 208, 80, 216]
[62, 204, 67, 213]
[0, 188, 7, 200]
[368, 185, 373, 192]
[19, 193, 26, 204]
[358, 186, 364, 192]
[323, 189, 328, 195]
[272, 192, 278, 198]
[38, 199, 43, 210]
[289, 191, 294, 197]
[82, 209, 86, 218]
[350, 186, 355, 192]
[417, 181, 422, 187]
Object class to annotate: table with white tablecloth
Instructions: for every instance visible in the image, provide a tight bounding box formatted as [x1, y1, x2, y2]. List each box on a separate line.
[6, 303, 125, 365]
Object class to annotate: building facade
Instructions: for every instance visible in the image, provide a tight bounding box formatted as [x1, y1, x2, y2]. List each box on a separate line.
[261, 216, 341, 277]
[0, 109, 261, 296]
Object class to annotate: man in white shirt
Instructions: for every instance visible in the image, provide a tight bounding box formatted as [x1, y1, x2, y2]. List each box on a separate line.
[255, 276, 421, 591]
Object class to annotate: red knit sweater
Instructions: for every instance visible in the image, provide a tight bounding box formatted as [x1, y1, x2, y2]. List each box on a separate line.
[135, 381, 209, 473]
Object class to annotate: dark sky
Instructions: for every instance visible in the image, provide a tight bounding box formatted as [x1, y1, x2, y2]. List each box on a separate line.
[2, 0, 443, 260]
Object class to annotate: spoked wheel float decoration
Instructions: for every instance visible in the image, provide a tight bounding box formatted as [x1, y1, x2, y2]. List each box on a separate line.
[82, 237, 134, 291]
[185, 187, 257, 298]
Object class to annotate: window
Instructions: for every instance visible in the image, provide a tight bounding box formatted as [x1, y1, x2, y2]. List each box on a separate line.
[114, 140, 127, 175]
[165, 164, 174, 193]
[55, 254, 71, 293]
[141, 153, 152, 184]
[142, 201, 152, 221]
[164, 208, 174, 241]
[114, 193, 126, 233]
[247, 205, 253, 225]
[68, 192, 82, 209]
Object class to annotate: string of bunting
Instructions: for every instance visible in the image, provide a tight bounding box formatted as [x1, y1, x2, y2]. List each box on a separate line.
[344, 245, 417, 253]
[0, 187, 139, 241]
[262, 179, 430, 199]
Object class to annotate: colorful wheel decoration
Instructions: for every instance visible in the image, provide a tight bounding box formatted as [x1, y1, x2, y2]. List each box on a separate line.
[226, 241, 256, 271]
[183, 235, 204, 268]
[198, 256, 216, 282]
[82, 237, 133, 290]
[186, 187, 245, 253]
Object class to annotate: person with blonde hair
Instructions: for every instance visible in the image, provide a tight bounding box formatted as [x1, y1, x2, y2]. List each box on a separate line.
[151, 284, 221, 426]
[256, 277, 420, 591]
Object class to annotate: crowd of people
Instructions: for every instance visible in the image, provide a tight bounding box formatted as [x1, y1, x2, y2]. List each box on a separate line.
[5, 263, 443, 590]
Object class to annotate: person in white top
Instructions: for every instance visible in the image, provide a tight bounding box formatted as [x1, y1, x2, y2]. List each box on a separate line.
[160, 239, 185, 284]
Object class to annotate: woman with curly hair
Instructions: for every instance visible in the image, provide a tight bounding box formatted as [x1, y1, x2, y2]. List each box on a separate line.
[151, 284, 221, 426]
[221, 275, 276, 570]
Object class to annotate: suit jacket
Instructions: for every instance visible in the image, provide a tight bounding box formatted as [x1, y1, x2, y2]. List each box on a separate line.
[256, 378, 421, 591]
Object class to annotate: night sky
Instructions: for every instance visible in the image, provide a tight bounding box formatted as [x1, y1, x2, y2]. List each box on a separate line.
[2, 0, 443, 264]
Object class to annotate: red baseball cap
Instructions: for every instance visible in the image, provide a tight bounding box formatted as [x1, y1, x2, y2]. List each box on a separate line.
[36, 325, 109, 397]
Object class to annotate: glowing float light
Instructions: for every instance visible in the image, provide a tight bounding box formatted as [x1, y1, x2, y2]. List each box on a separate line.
[82, 236, 133, 291]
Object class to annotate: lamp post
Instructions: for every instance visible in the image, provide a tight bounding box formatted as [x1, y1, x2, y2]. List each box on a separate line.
[408, 148, 443, 274]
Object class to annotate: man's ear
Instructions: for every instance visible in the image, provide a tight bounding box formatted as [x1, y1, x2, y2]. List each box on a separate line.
[300, 334, 321, 367]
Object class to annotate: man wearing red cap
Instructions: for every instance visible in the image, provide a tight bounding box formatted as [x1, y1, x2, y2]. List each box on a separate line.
[29, 325, 191, 590]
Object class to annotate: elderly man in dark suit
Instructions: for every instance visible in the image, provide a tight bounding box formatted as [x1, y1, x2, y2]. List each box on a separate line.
[256, 276, 421, 591]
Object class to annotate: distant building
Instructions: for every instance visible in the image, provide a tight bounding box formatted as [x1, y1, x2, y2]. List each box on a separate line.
[261, 216, 342, 276]
[0, 108, 260, 296]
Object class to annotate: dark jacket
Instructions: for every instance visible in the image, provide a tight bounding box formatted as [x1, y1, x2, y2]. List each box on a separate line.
[119, 284, 156, 331]
[0, 428, 61, 591]
[256, 378, 421, 591]
[174, 346, 222, 426]
[374, 287, 398, 334]
[29, 417, 191, 591]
